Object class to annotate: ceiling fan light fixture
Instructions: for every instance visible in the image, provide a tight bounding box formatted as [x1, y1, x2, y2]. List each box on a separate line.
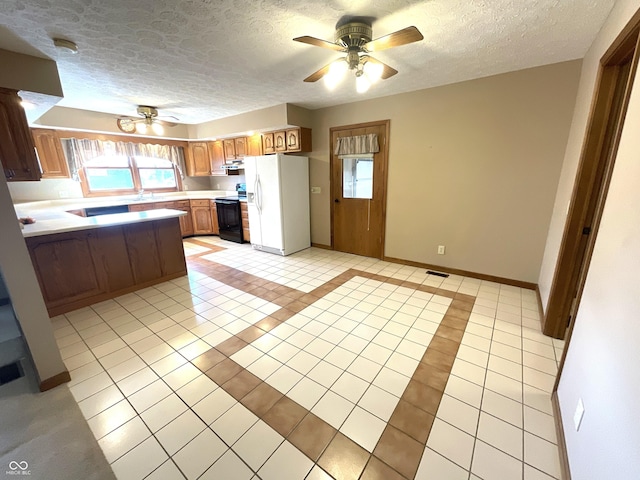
[356, 72, 371, 93]
[324, 59, 348, 90]
[363, 60, 384, 83]
[136, 122, 147, 134]
[151, 122, 164, 135]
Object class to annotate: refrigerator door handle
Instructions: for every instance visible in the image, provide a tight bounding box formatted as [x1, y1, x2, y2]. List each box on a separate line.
[254, 175, 261, 213]
[257, 175, 263, 213]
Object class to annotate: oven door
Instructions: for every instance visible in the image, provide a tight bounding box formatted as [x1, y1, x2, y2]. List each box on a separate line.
[215, 199, 243, 243]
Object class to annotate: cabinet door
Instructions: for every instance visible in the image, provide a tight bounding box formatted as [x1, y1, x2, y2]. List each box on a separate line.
[123, 222, 163, 284]
[191, 205, 213, 234]
[26, 231, 106, 307]
[223, 139, 236, 160]
[234, 137, 247, 157]
[208, 140, 227, 176]
[274, 131, 287, 152]
[0, 88, 41, 181]
[263, 133, 275, 154]
[186, 142, 211, 176]
[241, 202, 250, 242]
[285, 129, 300, 152]
[32, 129, 70, 178]
[210, 201, 219, 234]
[247, 134, 263, 156]
[179, 207, 194, 237]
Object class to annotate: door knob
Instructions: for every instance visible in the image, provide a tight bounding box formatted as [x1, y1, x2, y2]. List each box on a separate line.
[334, 199, 340, 203]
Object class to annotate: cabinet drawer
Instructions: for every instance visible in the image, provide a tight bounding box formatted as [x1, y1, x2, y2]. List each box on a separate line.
[190, 199, 210, 207]
[154, 202, 174, 209]
[174, 200, 190, 208]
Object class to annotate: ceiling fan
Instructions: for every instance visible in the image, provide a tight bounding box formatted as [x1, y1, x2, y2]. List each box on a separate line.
[116, 106, 178, 135]
[294, 21, 423, 92]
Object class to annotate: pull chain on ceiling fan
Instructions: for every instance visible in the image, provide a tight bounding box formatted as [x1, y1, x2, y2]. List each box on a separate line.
[116, 106, 178, 135]
[294, 22, 423, 92]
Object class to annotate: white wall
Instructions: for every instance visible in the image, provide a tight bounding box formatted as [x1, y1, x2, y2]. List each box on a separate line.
[538, 1, 640, 478]
[0, 175, 67, 383]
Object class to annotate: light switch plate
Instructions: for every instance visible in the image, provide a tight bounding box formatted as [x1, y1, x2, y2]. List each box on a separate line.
[311, 186, 321, 194]
[573, 397, 585, 431]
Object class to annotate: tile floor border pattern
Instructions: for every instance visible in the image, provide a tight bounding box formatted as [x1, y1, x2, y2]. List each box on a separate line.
[187, 253, 476, 479]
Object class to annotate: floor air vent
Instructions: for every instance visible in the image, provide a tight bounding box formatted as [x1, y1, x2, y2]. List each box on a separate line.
[0, 361, 23, 386]
[426, 270, 449, 278]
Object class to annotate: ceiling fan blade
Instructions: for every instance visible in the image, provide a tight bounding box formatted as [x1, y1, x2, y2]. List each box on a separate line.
[366, 57, 398, 79]
[364, 26, 423, 52]
[156, 119, 177, 127]
[303, 63, 332, 82]
[294, 35, 345, 52]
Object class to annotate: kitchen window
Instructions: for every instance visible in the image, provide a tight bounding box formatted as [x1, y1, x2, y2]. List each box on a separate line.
[62, 138, 184, 197]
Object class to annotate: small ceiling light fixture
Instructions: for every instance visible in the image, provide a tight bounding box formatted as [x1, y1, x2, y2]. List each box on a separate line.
[52, 38, 79, 54]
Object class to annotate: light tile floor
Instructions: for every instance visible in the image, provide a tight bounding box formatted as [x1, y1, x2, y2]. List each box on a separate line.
[52, 237, 565, 480]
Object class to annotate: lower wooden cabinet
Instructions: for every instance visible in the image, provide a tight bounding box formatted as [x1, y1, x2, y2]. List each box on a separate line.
[25, 218, 187, 316]
[241, 202, 250, 242]
[27, 231, 106, 307]
[129, 201, 193, 237]
[210, 201, 219, 235]
[191, 199, 212, 234]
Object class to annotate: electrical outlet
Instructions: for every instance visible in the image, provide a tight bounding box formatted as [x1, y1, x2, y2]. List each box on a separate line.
[573, 398, 585, 431]
[437, 245, 446, 255]
[311, 186, 321, 194]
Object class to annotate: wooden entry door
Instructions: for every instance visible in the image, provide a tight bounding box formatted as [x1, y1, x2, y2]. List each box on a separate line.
[331, 120, 389, 259]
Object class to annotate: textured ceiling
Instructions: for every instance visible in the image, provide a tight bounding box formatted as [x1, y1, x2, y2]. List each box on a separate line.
[1, 0, 616, 124]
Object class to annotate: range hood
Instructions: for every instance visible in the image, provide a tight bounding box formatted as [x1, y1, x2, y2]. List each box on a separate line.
[221, 160, 245, 170]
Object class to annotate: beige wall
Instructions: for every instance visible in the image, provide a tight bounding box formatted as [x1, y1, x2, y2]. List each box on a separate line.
[538, 1, 640, 478]
[0, 49, 63, 97]
[308, 61, 581, 283]
[35, 106, 192, 139]
[191, 104, 289, 139]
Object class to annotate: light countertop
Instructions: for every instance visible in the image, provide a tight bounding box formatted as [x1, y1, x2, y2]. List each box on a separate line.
[14, 190, 248, 238]
[14, 190, 236, 213]
[20, 209, 187, 238]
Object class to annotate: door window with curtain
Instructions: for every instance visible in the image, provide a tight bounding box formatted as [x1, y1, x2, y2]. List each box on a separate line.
[61, 138, 185, 196]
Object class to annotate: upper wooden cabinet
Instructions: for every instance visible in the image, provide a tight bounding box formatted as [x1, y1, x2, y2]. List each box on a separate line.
[208, 140, 226, 176]
[247, 134, 263, 156]
[263, 133, 275, 155]
[186, 142, 211, 176]
[0, 88, 41, 181]
[274, 131, 287, 152]
[31, 128, 70, 178]
[223, 137, 249, 160]
[263, 127, 311, 155]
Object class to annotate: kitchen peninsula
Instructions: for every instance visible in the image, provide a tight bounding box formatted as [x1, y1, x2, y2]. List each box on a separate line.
[20, 208, 188, 317]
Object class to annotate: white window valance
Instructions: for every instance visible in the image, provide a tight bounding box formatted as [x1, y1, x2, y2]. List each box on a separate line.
[334, 133, 380, 156]
[62, 138, 186, 181]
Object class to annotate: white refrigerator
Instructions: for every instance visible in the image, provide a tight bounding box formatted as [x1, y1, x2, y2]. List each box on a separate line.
[244, 154, 311, 256]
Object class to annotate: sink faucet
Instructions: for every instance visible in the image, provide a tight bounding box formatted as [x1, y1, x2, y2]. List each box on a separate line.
[137, 189, 144, 200]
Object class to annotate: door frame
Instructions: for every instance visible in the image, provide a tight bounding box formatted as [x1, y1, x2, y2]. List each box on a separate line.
[548, 10, 640, 480]
[543, 17, 640, 341]
[329, 120, 390, 259]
